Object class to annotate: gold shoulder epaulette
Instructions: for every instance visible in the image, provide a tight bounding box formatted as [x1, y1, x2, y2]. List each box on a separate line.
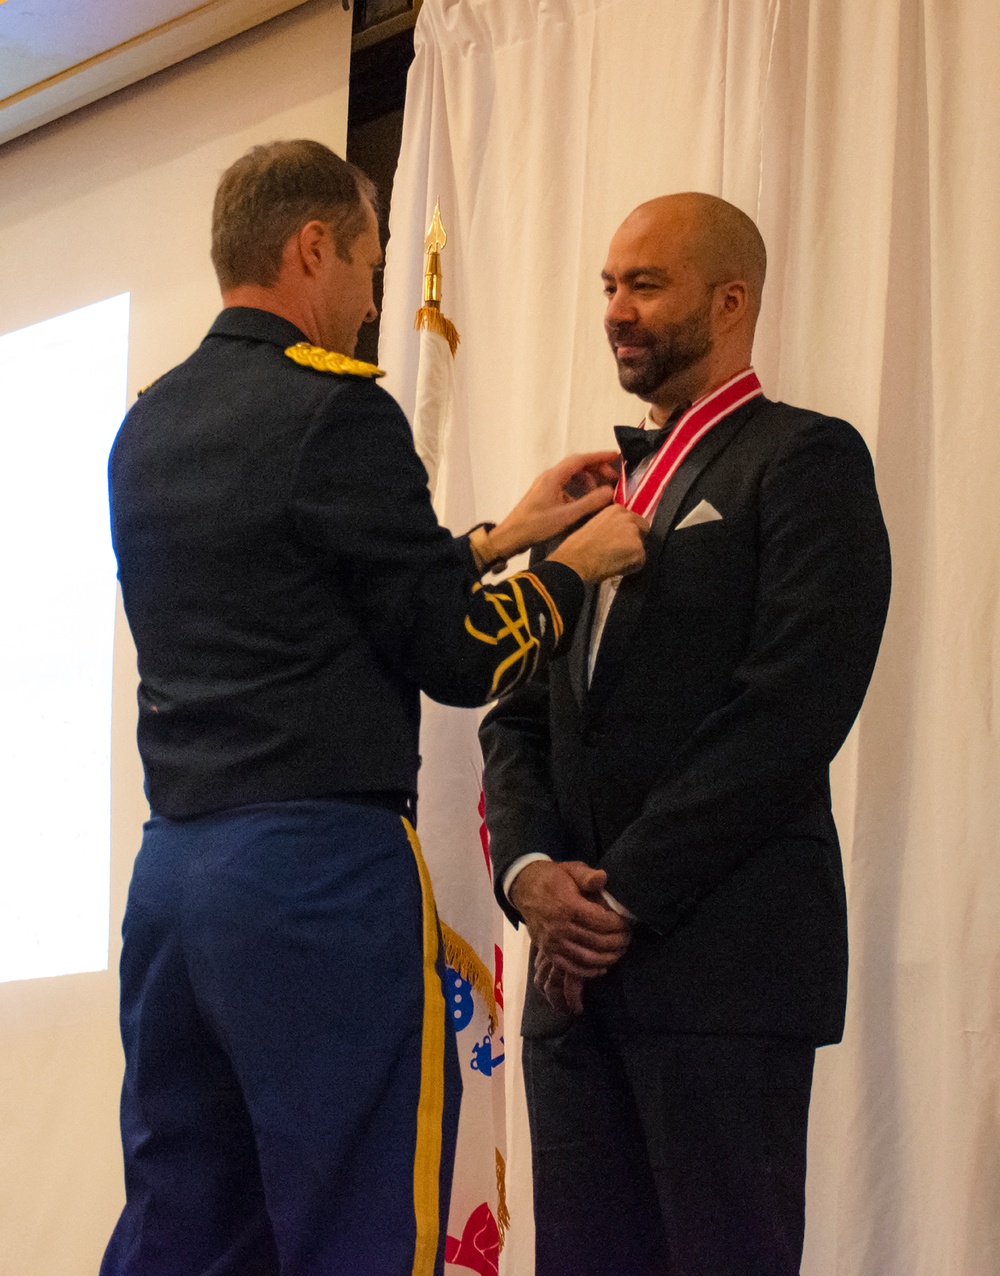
[284, 342, 385, 379]
[137, 373, 165, 397]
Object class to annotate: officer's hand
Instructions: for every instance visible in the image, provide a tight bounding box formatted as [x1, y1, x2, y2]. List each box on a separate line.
[546, 504, 648, 582]
[511, 860, 632, 979]
[481, 451, 620, 563]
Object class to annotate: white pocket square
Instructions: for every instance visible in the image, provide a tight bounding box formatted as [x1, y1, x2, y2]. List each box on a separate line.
[675, 499, 723, 530]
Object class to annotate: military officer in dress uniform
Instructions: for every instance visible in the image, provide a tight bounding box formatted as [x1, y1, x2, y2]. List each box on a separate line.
[101, 139, 647, 1276]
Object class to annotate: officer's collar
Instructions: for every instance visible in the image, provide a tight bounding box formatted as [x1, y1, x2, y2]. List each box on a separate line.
[206, 306, 309, 350]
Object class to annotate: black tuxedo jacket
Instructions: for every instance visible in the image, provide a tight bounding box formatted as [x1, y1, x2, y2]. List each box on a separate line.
[480, 396, 891, 1044]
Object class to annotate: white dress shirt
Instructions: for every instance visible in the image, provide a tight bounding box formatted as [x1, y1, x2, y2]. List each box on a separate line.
[501, 433, 661, 918]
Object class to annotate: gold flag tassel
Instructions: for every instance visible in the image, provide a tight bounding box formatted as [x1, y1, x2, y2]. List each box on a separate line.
[440, 920, 498, 1035]
[496, 1148, 511, 1252]
[414, 199, 460, 357]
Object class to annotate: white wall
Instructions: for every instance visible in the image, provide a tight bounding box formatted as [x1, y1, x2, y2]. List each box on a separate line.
[0, 3, 352, 1270]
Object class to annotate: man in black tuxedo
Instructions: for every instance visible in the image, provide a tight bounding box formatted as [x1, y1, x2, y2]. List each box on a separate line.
[102, 140, 647, 1276]
[480, 193, 891, 1275]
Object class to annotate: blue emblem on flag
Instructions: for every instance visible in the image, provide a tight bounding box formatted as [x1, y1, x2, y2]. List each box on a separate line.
[445, 967, 475, 1031]
[470, 1033, 505, 1077]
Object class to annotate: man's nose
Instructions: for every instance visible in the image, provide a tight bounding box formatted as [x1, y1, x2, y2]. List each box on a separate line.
[364, 301, 378, 324]
[605, 289, 636, 326]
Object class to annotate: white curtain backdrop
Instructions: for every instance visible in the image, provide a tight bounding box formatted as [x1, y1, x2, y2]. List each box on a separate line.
[379, 1, 1000, 1271]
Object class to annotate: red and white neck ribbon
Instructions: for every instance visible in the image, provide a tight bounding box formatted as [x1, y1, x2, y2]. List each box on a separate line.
[614, 368, 762, 520]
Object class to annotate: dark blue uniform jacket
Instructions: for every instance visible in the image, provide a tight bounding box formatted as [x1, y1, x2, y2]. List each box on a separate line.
[110, 307, 582, 819]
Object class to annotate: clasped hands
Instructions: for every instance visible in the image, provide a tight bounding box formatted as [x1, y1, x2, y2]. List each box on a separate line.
[475, 451, 648, 584]
[510, 860, 632, 1016]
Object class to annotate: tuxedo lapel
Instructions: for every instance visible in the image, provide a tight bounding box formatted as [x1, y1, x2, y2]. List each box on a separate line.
[588, 398, 761, 698]
[568, 582, 598, 709]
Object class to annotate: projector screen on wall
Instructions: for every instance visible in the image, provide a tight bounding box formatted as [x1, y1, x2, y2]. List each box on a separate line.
[0, 293, 130, 984]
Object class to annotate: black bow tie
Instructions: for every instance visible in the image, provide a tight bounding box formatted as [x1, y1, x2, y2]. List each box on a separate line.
[614, 423, 673, 470]
[614, 403, 691, 470]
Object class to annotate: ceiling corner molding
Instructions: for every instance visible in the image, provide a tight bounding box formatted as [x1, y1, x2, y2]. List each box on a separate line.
[0, 0, 313, 149]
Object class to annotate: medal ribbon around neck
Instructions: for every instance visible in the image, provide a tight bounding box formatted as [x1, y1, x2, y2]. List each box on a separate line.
[614, 368, 762, 519]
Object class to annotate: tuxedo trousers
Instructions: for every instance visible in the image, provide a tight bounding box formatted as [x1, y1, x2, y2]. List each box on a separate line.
[101, 798, 461, 1276]
[523, 1017, 815, 1276]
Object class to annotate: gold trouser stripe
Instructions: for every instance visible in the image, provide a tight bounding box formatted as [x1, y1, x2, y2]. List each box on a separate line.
[403, 818, 446, 1276]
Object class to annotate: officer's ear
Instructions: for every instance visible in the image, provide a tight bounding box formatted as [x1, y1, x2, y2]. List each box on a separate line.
[290, 220, 331, 280]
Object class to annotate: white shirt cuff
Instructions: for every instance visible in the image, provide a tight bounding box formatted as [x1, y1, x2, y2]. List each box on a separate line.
[601, 889, 636, 921]
[502, 852, 553, 904]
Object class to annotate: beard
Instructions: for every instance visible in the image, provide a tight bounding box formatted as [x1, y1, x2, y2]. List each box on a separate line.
[609, 300, 713, 399]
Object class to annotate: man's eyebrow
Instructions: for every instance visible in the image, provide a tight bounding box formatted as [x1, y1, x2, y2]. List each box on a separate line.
[601, 266, 669, 283]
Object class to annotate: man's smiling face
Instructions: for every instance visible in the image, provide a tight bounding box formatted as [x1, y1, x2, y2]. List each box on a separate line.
[602, 204, 716, 406]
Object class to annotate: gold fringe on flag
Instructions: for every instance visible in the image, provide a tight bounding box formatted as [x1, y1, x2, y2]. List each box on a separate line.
[495, 1148, 511, 1252]
[440, 921, 498, 1035]
[414, 304, 460, 357]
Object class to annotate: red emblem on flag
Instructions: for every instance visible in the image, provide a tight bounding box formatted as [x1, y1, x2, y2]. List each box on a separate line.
[445, 1201, 500, 1276]
[478, 788, 491, 875]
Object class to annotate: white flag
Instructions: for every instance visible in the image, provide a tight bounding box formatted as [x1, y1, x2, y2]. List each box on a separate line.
[408, 260, 510, 1276]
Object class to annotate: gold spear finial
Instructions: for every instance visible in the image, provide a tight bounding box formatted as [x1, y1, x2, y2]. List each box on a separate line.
[424, 199, 447, 253]
[414, 199, 459, 357]
[423, 199, 447, 307]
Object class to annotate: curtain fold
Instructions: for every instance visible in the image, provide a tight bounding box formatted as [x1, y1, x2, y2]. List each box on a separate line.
[379, 2, 1000, 1270]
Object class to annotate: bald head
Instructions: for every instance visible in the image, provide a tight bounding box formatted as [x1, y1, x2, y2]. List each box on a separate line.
[625, 193, 766, 320]
[602, 193, 767, 419]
